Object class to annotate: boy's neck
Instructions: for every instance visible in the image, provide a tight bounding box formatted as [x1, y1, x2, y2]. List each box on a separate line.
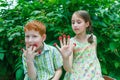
[35, 43, 44, 52]
[39, 43, 44, 51]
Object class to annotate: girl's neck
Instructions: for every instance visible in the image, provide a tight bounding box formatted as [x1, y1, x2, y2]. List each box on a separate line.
[75, 34, 87, 43]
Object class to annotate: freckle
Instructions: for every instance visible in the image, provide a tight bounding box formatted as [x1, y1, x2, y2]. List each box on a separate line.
[79, 56, 83, 58]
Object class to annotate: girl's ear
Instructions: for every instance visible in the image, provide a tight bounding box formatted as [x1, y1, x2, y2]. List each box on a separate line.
[42, 34, 46, 42]
[86, 21, 90, 28]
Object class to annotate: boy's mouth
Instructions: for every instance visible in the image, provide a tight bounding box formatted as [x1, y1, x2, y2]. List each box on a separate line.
[24, 44, 41, 54]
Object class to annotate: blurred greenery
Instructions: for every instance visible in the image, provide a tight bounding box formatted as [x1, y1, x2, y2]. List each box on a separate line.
[0, 0, 120, 80]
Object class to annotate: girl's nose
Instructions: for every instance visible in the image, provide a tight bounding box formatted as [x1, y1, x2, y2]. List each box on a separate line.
[74, 22, 78, 27]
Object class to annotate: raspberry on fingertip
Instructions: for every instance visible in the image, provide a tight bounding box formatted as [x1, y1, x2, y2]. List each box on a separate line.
[67, 35, 70, 38]
[58, 36, 62, 40]
[53, 43, 57, 46]
[73, 43, 76, 46]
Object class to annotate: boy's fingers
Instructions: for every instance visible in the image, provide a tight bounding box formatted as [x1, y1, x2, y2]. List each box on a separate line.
[29, 46, 33, 51]
[33, 52, 38, 57]
[59, 36, 63, 47]
[22, 48, 27, 56]
[22, 48, 25, 52]
[26, 46, 32, 51]
[32, 46, 37, 52]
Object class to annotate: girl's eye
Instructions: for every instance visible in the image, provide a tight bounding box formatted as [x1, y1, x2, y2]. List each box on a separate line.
[77, 21, 81, 24]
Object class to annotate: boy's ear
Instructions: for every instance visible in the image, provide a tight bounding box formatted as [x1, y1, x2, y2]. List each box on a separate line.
[42, 34, 46, 42]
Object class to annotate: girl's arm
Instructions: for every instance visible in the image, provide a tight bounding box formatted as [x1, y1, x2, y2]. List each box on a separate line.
[54, 35, 75, 72]
[52, 67, 62, 80]
[63, 52, 73, 72]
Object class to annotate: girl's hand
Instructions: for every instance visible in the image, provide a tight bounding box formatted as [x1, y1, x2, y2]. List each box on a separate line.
[54, 35, 76, 59]
[22, 46, 38, 62]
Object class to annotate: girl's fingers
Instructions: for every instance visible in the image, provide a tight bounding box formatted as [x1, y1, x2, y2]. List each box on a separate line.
[53, 43, 61, 53]
[73, 43, 76, 47]
[59, 36, 63, 47]
[71, 43, 76, 50]
[63, 35, 66, 45]
[67, 35, 70, 45]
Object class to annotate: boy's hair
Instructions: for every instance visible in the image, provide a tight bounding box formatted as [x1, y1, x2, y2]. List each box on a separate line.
[24, 20, 46, 36]
[73, 10, 93, 44]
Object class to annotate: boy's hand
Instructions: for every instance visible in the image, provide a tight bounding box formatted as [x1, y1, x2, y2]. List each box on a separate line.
[54, 35, 76, 59]
[22, 46, 38, 62]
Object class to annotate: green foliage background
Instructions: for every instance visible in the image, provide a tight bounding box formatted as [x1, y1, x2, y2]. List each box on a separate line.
[0, 0, 120, 80]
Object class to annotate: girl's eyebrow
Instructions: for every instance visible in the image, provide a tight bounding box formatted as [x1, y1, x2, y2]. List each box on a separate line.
[77, 20, 81, 21]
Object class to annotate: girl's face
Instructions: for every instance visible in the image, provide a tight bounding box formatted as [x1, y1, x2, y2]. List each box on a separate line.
[71, 13, 89, 35]
[25, 30, 46, 50]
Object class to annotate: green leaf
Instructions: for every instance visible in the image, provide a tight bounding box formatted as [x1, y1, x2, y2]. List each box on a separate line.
[0, 53, 4, 60]
[102, 65, 108, 74]
[109, 42, 118, 51]
[8, 32, 21, 41]
[114, 62, 120, 68]
[0, 28, 4, 32]
[113, 31, 120, 38]
[31, 10, 41, 16]
[15, 68, 24, 80]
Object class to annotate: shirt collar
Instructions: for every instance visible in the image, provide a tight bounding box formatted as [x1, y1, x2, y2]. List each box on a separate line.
[36, 42, 49, 56]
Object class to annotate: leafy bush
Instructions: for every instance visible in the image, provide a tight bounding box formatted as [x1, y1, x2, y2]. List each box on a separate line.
[0, 0, 119, 79]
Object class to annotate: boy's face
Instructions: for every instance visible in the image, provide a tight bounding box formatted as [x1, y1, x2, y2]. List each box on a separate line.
[25, 30, 45, 50]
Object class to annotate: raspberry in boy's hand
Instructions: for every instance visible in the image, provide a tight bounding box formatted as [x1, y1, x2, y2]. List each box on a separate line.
[33, 44, 38, 47]
[33, 44, 42, 54]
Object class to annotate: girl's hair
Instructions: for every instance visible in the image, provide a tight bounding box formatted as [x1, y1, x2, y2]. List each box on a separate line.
[24, 20, 46, 36]
[73, 10, 93, 44]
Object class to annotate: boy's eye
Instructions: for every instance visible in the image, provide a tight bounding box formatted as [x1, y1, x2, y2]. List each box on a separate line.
[33, 35, 37, 38]
[72, 21, 75, 24]
[25, 35, 29, 38]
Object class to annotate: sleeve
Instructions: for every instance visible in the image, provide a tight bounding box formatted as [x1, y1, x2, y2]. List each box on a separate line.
[93, 34, 97, 44]
[52, 47, 63, 70]
[22, 54, 29, 80]
[22, 54, 27, 74]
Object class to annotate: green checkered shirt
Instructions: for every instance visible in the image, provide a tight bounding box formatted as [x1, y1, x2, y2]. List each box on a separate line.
[22, 43, 63, 80]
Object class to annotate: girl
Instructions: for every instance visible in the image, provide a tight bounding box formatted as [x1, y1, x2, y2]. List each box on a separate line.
[55, 10, 104, 80]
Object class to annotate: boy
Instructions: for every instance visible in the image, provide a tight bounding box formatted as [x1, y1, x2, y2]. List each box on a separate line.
[22, 20, 63, 80]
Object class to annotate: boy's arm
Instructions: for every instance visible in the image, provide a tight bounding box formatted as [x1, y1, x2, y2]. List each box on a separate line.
[22, 54, 37, 80]
[22, 47, 38, 80]
[26, 60, 37, 80]
[52, 67, 62, 80]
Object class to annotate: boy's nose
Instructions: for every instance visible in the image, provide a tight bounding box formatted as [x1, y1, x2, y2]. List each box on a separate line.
[28, 37, 33, 42]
